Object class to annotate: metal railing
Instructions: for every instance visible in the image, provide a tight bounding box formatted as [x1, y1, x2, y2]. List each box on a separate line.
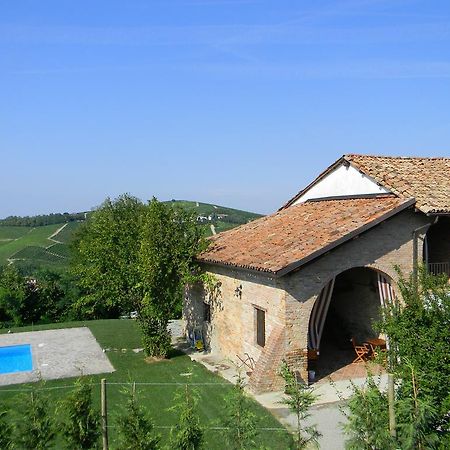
[428, 262, 450, 277]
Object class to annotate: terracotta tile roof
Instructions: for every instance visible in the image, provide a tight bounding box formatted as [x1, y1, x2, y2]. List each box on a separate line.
[345, 155, 450, 214]
[198, 196, 414, 276]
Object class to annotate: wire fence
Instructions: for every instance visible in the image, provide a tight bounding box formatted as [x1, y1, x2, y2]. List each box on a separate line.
[0, 378, 291, 448]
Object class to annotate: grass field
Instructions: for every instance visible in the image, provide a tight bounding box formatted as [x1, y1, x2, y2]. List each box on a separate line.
[0, 226, 32, 240]
[0, 320, 292, 449]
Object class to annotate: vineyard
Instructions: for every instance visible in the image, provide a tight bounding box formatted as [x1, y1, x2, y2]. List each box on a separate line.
[0, 201, 262, 271]
[0, 222, 83, 270]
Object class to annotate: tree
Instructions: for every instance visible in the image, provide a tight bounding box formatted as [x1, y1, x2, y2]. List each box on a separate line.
[15, 386, 55, 449]
[116, 382, 160, 450]
[279, 362, 321, 449]
[221, 372, 258, 450]
[138, 198, 206, 357]
[60, 377, 100, 449]
[344, 376, 394, 450]
[0, 265, 27, 325]
[169, 383, 204, 450]
[71, 194, 145, 318]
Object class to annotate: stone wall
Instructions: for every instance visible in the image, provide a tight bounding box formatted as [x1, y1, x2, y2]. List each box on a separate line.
[183, 263, 286, 391]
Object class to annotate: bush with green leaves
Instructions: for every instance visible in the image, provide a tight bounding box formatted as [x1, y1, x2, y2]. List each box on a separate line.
[221, 372, 258, 449]
[344, 268, 450, 448]
[116, 383, 160, 450]
[60, 377, 100, 449]
[0, 409, 13, 450]
[169, 383, 204, 450]
[15, 386, 55, 449]
[344, 376, 394, 450]
[279, 362, 320, 449]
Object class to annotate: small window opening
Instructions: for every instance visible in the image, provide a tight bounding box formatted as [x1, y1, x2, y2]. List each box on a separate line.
[203, 302, 211, 323]
[255, 308, 265, 347]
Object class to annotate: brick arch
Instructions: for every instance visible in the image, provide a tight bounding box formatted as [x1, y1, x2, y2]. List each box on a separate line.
[306, 265, 396, 337]
[301, 265, 394, 382]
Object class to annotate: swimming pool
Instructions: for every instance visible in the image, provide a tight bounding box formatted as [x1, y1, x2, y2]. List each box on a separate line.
[0, 344, 33, 374]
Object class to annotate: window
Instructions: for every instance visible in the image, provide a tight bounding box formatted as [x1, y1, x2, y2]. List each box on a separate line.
[203, 302, 211, 323]
[255, 307, 265, 347]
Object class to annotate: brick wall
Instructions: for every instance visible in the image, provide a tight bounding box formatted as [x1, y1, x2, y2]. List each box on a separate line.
[184, 264, 286, 373]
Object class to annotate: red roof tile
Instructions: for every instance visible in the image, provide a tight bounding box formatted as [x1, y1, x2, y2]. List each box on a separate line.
[198, 196, 414, 275]
[345, 155, 450, 214]
[283, 154, 450, 214]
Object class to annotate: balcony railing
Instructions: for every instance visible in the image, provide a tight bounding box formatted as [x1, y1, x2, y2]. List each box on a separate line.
[428, 262, 450, 277]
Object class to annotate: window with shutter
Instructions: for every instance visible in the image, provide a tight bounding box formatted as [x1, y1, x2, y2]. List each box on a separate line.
[255, 308, 265, 347]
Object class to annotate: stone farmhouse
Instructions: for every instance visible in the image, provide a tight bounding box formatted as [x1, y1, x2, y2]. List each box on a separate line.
[184, 154, 450, 393]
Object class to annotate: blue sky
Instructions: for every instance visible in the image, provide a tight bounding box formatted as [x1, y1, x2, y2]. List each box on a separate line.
[1, 0, 450, 217]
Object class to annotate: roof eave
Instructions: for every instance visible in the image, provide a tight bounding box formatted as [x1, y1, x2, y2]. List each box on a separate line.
[274, 197, 416, 277]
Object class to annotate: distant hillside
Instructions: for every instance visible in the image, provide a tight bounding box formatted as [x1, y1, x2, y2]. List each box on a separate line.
[0, 200, 262, 271]
[165, 200, 263, 235]
[0, 221, 84, 272]
[0, 212, 87, 227]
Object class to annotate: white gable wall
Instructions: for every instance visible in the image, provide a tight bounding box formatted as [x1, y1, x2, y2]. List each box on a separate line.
[293, 163, 390, 205]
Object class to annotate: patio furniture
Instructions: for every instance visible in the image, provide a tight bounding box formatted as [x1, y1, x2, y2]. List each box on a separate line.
[365, 338, 387, 360]
[351, 337, 370, 363]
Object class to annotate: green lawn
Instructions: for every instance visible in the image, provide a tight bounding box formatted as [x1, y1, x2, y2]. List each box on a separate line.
[0, 226, 32, 240]
[0, 320, 292, 449]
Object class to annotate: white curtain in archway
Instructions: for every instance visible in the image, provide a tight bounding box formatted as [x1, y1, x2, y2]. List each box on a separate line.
[308, 278, 335, 351]
[377, 272, 395, 307]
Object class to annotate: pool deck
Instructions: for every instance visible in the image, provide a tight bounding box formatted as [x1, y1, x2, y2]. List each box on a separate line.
[0, 327, 114, 386]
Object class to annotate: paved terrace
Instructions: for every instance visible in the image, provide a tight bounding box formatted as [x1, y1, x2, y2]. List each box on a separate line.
[0, 327, 114, 386]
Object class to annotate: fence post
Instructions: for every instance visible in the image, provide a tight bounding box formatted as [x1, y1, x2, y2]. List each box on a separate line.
[101, 378, 109, 450]
[388, 373, 396, 438]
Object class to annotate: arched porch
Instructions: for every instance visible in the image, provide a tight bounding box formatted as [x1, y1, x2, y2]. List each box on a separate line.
[307, 266, 393, 382]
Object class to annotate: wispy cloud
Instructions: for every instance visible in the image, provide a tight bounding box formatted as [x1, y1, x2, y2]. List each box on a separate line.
[9, 59, 450, 80]
[1, 19, 449, 48]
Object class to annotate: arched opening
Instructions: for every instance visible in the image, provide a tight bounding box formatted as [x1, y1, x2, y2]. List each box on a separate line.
[308, 267, 392, 382]
[424, 217, 450, 278]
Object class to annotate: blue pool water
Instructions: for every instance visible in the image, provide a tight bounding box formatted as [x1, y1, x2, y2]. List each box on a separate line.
[0, 344, 33, 374]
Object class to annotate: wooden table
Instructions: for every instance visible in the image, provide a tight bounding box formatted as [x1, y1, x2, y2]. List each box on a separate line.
[365, 338, 386, 360]
[366, 338, 386, 348]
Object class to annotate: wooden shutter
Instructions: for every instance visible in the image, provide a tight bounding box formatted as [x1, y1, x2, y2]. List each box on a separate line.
[256, 308, 265, 347]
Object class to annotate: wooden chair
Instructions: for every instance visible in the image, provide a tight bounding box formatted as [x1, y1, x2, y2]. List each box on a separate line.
[351, 337, 370, 363]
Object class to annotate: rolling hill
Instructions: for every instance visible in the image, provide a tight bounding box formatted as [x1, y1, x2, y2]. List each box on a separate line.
[0, 201, 263, 271]
[165, 200, 263, 235]
[0, 221, 83, 272]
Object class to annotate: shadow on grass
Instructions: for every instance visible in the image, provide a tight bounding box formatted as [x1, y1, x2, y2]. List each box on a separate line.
[167, 347, 185, 359]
